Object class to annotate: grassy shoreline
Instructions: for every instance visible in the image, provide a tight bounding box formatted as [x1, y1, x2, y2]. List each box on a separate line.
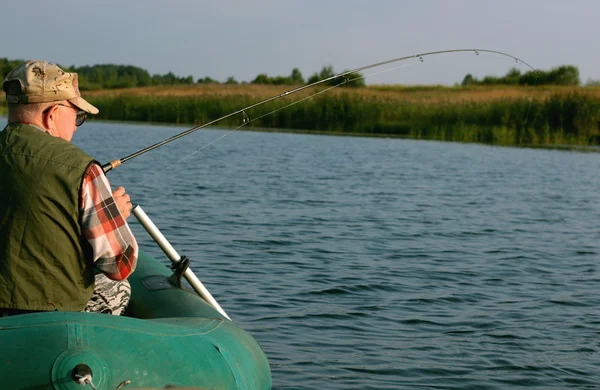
[3, 84, 600, 146]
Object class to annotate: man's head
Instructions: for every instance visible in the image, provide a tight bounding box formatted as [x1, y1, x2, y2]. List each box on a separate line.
[3, 60, 98, 141]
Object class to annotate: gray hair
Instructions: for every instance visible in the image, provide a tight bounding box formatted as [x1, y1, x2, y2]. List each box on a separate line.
[7, 101, 57, 122]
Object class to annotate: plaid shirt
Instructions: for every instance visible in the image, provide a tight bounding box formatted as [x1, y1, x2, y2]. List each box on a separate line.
[80, 163, 138, 280]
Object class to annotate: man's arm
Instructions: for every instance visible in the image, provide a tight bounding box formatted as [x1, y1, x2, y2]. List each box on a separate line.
[80, 163, 138, 281]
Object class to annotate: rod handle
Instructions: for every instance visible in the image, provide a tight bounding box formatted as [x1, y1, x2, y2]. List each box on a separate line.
[102, 159, 122, 173]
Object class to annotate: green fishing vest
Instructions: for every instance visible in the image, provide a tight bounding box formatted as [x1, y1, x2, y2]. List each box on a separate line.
[0, 123, 96, 311]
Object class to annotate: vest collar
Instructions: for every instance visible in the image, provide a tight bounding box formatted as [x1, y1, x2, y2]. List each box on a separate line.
[7, 122, 47, 133]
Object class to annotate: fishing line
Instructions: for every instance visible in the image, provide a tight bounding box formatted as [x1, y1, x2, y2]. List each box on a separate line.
[149, 56, 535, 178]
[145, 63, 418, 178]
[102, 48, 537, 174]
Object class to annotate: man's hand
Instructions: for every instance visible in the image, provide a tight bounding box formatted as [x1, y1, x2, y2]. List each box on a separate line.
[112, 186, 132, 219]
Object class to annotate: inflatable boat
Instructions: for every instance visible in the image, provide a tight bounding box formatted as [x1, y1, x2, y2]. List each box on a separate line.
[0, 207, 272, 389]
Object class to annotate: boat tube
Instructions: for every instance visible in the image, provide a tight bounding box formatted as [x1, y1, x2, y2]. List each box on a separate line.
[0, 249, 272, 389]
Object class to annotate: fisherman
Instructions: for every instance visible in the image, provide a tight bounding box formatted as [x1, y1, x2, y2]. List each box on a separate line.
[0, 60, 138, 316]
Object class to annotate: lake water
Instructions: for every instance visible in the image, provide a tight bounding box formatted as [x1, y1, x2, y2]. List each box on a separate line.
[3, 118, 600, 389]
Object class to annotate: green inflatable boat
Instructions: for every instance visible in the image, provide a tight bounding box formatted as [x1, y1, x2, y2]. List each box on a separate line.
[0, 246, 272, 389]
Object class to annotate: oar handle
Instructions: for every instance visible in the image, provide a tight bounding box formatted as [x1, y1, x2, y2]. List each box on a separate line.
[131, 205, 231, 321]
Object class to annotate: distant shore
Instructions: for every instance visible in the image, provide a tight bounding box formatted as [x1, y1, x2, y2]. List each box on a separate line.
[3, 84, 600, 147]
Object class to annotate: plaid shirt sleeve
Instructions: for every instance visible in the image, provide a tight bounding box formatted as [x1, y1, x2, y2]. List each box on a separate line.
[79, 163, 138, 281]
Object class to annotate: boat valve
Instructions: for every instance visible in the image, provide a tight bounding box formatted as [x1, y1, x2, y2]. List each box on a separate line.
[72, 363, 97, 389]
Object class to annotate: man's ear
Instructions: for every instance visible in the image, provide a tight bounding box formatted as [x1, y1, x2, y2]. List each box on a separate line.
[42, 105, 57, 132]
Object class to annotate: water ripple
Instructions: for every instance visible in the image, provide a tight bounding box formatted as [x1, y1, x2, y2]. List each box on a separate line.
[72, 124, 600, 389]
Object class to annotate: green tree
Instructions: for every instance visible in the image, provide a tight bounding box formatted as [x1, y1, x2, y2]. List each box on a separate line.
[290, 68, 304, 84]
[0, 58, 25, 81]
[461, 73, 475, 86]
[307, 66, 364, 87]
[339, 71, 365, 87]
[548, 65, 579, 85]
[197, 76, 218, 84]
[519, 70, 538, 86]
[504, 68, 521, 85]
[307, 65, 335, 84]
[252, 73, 272, 84]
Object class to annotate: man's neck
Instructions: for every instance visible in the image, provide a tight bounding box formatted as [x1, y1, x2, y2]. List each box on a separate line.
[8, 121, 48, 133]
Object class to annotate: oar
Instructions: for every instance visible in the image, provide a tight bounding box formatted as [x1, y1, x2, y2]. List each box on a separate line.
[132, 205, 231, 320]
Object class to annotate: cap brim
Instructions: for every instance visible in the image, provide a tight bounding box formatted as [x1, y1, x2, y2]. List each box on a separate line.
[68, 96, 99, 115]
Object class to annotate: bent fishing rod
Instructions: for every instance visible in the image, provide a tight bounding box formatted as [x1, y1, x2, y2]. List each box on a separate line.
[101, 48, 536, 174]
[103, 48, 535, 319]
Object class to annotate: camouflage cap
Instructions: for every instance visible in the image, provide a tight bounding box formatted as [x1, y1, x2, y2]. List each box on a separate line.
[2, 60, 98, 114]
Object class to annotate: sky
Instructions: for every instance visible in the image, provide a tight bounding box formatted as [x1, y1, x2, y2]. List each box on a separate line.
[1, 0, 598, 86]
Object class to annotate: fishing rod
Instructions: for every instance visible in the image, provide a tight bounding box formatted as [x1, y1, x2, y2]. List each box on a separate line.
[101, 48, 536, 173]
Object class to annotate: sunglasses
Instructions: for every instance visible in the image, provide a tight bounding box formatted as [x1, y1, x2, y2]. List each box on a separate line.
[44, 104, 87, 127]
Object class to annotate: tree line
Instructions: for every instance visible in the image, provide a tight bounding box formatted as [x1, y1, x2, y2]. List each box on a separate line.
[0, 58, 215, 90]
[0, 57, 365, 90]
[461, 65, 580, 86]
[0, 57, 589, 91]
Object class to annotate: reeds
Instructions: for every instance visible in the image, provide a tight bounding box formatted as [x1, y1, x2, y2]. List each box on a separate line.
[4, 85, 600, 146]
